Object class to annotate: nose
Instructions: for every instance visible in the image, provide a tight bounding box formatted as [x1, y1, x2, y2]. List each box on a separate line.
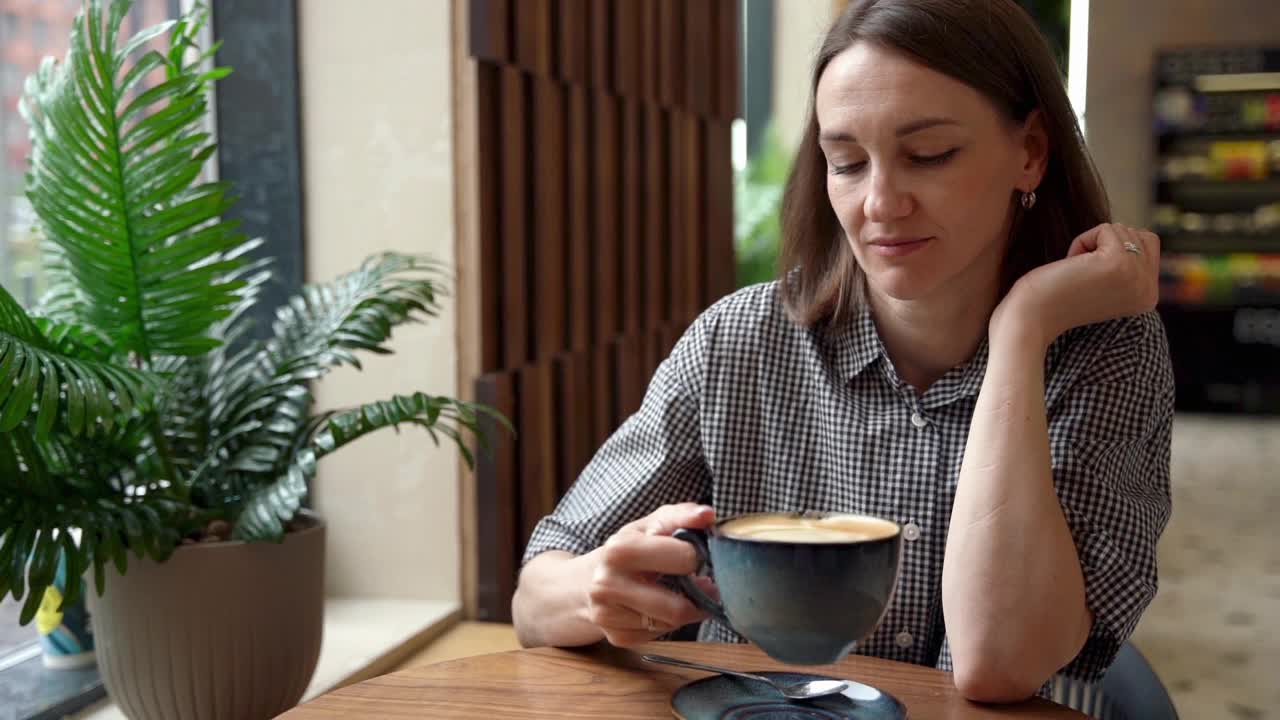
[863, 166, 912, 222]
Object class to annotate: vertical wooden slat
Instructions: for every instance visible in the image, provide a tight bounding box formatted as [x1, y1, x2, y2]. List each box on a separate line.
[667, 110, 686, 322]
[557, 352, 593, 491]
[612, 0, 640, 97]
[533, 76, 566, 361]
[568, 87, 592, 350]
[592, 95, 621, 342]
[591, 343, 615, 451]
[515, 0, 554, 76]
[644, 105, 668, 328]
[589, 0, 612, 92]
[500, 67, 529, 368]
[705, 118, 735, 304]
[615, 335, 644, 422]
[476, 65, 504, 372]
[684, 115, 705, 315]
[469, 0, 510, 62]
[640, 0, 658, 102]
[474, 372, 517, 622]
[558, 0, 588, 84]
[657, 0, 683, 108]
[684, 0, 714, 115]
[456, 0, 485, 621]
[519, 363, 559, 547]
[716, 0, 740, 120]
[620, 99, 644, 335]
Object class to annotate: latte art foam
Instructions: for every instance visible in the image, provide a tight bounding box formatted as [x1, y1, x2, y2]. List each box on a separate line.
[721, 514, 899, 543]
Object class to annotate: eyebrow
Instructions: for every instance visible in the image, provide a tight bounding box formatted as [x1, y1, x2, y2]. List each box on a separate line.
[818, 117, 961, 144]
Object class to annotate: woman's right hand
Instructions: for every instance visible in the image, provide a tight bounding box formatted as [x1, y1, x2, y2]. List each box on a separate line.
[583, 503, 719, 647]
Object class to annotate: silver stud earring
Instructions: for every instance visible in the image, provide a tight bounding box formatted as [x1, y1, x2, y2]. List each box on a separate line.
[1020, 190, 1037, 209]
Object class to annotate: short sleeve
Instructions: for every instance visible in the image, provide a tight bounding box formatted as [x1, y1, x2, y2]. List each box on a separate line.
[1047, 312, 1174, 682]
[520, 315, 714, 565]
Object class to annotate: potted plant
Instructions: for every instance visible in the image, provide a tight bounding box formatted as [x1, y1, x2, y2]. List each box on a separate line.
[0, 2, 502, 718]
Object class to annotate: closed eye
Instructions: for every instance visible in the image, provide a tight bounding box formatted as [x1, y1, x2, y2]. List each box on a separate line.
[829, 161, 866, 176]
[910, 148, 959, 166]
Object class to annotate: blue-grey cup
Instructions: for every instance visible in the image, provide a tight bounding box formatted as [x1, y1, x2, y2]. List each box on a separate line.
[669, 511, 902, 666]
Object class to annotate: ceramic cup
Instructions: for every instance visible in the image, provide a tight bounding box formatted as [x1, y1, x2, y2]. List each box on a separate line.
[668, 511, 902, 665]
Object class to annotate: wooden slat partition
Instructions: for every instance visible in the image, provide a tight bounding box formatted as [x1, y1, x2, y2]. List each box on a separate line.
[518, 364, 558, 542]
[473, 373, 517, 621]
[468, 0, 740, 622]
[567, 87, 592, 352]
[621, 100, 644, 335]
[590, 344, 615, 451]
[592, 95, 621, 342]
[499, 67, 529, 370]
[533, 76, 566, 361]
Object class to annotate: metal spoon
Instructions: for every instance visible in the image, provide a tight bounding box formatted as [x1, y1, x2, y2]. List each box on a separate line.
[640, 654, 849, 701]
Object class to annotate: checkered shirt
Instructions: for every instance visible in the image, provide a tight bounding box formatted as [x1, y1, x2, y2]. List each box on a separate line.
[522, 281, 1173, 685]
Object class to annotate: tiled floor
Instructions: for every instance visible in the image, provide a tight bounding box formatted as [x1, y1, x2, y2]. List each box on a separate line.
[403, 415, 1276, 718]
[1131, 414, 1280, 720]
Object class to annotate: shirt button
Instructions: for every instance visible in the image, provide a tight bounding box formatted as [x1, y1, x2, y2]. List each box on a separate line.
[895, 631, 914, 648]
[903, 522, 921, 542]
[910, 412, 927, 428]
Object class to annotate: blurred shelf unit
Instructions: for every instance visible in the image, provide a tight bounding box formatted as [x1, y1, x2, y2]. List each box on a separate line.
[1152, 46, 1280, 414]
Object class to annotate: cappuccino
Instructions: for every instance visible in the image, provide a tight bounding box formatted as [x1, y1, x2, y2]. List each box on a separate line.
[721, 513, 899, 543]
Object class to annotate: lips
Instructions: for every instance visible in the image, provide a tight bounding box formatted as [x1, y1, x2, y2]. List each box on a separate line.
[867, 236, 932, 257]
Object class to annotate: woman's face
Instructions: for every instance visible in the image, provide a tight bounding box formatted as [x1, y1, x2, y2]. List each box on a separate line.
[816, 42, 1046, 306]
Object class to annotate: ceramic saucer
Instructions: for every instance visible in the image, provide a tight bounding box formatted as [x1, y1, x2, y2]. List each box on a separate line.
[671, 671, 907, 719]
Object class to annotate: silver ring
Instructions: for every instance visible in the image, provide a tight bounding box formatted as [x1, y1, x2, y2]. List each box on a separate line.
[1123, 241, 1142, 255]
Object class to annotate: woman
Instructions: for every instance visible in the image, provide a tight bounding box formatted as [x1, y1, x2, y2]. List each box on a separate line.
[513, 0, 1172, 703]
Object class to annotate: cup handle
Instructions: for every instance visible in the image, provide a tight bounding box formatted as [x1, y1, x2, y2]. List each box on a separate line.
[665, 528, 730, 626]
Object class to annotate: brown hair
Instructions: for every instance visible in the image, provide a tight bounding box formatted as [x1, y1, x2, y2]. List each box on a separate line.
[779, 0, 1110, 327]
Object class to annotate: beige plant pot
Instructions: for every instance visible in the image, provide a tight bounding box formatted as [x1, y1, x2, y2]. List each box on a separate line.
[86, 515, 325, 720]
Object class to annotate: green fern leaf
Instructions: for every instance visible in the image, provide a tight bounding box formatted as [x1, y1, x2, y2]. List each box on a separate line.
[18, 0, 246, 361]
[231, 392, 500, 541]
[0, 284, 150, 437]
[197, 254, 445, 502]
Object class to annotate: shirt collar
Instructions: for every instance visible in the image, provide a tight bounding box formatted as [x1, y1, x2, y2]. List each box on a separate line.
[825, 301, 990, 405]
[826, 302, 886, 382]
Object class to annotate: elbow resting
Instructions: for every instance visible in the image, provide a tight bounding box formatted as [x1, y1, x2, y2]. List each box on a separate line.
[510, 586, 540, 649]
[953, 661, 1044, 704]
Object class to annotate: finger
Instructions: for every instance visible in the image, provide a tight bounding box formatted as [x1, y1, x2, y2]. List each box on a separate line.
[600, 532, 703, 575]
[587, 572, 706, 629]
[601, 627, 661, 648]
[587, 603, 666, 633]
[690, 575, 721, 603]
[613, 598, 704, 636]
[642, 503, 716, 536]
[1117, 225, 1154, 261]
[1066, 223, 1110, 258]
[1136, 229, 1161, 263]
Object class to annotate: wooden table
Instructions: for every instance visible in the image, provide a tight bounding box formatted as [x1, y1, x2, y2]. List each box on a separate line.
[280, 641, 1087, 718]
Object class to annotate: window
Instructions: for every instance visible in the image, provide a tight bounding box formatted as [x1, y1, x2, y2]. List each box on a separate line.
[31, 18, 48, 47]
[0, 13, 18, 45]
[1, 63, 20, 95]
[1, 0, 181, 304]
[1, 4, 194, 717]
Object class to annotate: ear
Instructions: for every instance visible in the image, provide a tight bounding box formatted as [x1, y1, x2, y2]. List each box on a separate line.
[1015, 109, 1050, 192]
